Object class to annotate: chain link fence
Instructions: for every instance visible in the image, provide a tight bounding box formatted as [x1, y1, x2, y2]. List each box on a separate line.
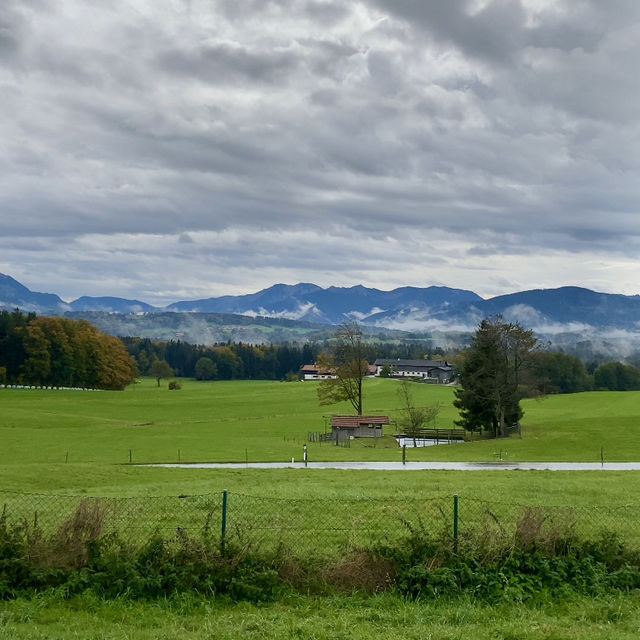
[1, 490, 639, 557]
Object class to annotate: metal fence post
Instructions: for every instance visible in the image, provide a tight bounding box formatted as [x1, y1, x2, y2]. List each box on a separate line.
[221, 490, 228, 554]
[453, 494, 459, 554]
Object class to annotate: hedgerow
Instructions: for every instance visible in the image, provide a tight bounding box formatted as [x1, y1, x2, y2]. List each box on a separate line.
[2, 502, 640, 603]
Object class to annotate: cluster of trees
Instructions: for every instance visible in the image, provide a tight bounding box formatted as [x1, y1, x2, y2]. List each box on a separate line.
[0, 310, 136, 390]
[121, 336, 443, 383]
[532, 352, 640, 393]
[122, 338, 322, 381]
[454, 317, 640, 437]
[454, 318, 537, 437]
[592, 361, 640, 391]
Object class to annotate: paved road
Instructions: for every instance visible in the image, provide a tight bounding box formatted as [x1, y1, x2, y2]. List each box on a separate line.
[147, 461, 640, 471]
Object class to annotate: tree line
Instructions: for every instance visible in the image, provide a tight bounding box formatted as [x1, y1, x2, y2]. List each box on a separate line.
[120, 336, 442, 382]
[121, 337, 321, 381]
[532, 351, 640, 394]
[0, 310, 136, 390]
[3, 309, 638, 402]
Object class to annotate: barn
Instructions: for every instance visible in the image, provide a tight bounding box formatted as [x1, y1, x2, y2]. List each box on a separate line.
[330, 414, 390, 438]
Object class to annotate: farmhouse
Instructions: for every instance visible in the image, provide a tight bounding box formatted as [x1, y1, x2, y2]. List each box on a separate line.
[299, 363, 377, 380]
[330, 414, 390, 438]
[374, 358, 455, 383]
[299, 364, 336, 380]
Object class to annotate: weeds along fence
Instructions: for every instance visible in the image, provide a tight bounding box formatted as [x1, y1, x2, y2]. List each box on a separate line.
[2, 491, 640, 561]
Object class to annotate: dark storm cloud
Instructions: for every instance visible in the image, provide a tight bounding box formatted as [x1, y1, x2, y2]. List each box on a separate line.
[370, 0, 639, 61]
[370, 0, 529, 62]
[158, 43, 301, 85]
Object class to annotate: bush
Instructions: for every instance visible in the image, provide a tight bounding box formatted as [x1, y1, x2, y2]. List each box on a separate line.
[168, 380, 182, 390]
[388, 525, 640, 602]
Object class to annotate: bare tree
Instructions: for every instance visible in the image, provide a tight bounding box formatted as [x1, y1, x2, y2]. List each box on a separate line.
[317, 320, 369, 415]
[396, 380, 440, 446]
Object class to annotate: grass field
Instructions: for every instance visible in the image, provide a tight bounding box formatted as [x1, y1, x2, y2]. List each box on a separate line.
[2, 377, 640, 540]
[2, 377, 640, 466]
[1, 377, 640, 500]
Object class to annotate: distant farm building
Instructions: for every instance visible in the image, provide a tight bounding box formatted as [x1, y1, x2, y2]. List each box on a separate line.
[330, 414, 390, 439]
[300, 363, 377, 380]
[299, 364, 336, 380]
[374, 359, 455, 383]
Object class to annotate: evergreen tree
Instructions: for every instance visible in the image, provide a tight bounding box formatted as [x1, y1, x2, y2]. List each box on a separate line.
[454, 317, 538, 437]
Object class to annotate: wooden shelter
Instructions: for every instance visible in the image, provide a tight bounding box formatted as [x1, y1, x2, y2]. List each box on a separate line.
[330, 414, 390, 438]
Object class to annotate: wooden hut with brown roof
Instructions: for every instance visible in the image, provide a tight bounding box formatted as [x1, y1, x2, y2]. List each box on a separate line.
[330, 414, 390, 439]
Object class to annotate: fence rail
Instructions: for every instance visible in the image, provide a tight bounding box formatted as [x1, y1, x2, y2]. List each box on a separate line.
[1, 491, 639, 557]
[307, 431, 351, 446]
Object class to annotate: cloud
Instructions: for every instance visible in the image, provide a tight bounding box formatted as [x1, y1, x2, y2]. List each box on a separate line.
[1, 0, 640, 302]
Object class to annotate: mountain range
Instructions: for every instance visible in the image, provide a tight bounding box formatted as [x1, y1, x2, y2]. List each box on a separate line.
[2, 272, 640, 341]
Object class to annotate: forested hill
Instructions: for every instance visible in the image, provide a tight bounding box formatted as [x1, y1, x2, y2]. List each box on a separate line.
[63, 310, 339, 345]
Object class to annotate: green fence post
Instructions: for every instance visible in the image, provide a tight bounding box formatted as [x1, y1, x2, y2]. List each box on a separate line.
[221, 490, 228, 555]
[453, 494, 459, 554]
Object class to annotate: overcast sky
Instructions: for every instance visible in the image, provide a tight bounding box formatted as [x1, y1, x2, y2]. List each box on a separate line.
[2, 0, 640, 305]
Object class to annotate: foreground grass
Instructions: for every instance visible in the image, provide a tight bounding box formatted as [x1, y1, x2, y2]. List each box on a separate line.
[2, 592, 640, 640]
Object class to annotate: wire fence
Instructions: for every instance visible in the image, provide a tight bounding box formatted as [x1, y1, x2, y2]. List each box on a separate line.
[1, 490, 639, 557]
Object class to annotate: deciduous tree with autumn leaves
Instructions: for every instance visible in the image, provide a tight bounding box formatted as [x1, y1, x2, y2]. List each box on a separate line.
[0, 310, 136, 390]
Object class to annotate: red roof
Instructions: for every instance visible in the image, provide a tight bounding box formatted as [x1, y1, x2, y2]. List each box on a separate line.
[300, 363, 334, 375]
[331, 415, 390, 428]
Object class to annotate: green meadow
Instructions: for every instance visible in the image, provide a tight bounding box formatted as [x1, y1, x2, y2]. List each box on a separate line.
[1, 376, 640, 503]
[3, 377, 640, 464]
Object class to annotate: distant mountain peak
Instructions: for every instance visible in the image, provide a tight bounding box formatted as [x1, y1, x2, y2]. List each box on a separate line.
[3, 274, 640, 348]
[0, 273, 68, 312]
[70, 296, 155, 313]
